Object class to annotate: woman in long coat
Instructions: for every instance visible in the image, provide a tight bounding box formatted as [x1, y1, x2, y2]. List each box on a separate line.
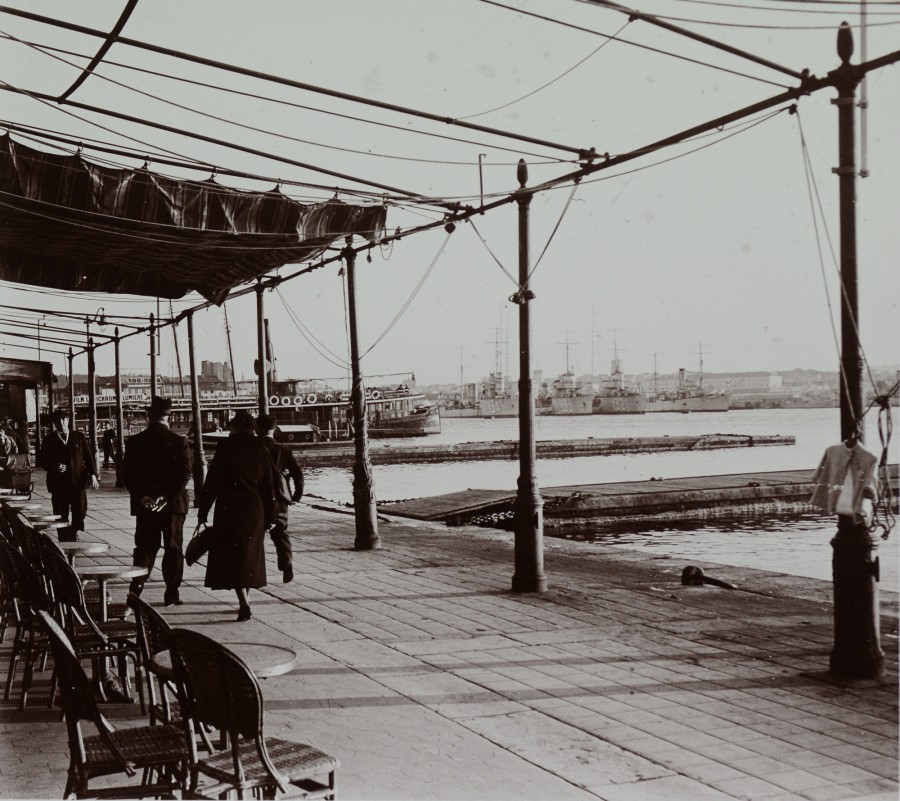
[197, 411, 274, 621]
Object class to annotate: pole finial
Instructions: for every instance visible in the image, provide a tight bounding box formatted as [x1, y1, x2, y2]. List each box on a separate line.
[517, 158, 528, 189]
[837, 22, 853, 64]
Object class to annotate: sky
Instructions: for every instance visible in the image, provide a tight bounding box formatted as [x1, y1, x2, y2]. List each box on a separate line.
[0, 0, 897, 389]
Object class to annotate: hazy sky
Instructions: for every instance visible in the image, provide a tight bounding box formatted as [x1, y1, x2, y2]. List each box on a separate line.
[0, 0, 897, 388]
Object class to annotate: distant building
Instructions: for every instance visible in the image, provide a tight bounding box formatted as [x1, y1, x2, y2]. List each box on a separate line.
[202, 360, 233, 383]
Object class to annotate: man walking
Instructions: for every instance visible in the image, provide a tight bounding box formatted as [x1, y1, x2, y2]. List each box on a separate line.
[37, 408, 98, 542]
[256, 413, 304, 583]
[123, 396, 192, 606]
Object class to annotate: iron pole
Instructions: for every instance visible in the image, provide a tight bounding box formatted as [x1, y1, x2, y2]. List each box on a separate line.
[87, 336, 98, 460]
[343, 244, 380, 550]
[149, 313, 157, 397]
[187, 312, 206, 505]
[67, 348, 74, 429]
[114, 329, 125, 488]
[512, 159, 546, 593]
[256, 283, 269, 418]
[829, 22, 883, 680]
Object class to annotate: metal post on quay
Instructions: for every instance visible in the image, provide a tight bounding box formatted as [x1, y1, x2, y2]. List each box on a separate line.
[829, 22, 883, 681]
[343, 242, 380, 551]
[511, 159, 546, 593]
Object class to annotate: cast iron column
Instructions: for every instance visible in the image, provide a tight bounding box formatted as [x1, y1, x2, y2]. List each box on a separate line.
[256, 283, 269, 418]
[87, 337, 98, 459]
[114, 329, 125, 488]
[67, 348, 75, 429]
[511, 159, 546, 593]
[343, 244, 380, 550]
[149, 313, 158, 398]
[829, 22, 883, 680]
[187, 312, 206, 504]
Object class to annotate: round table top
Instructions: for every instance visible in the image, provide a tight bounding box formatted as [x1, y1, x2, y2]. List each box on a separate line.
[31, 520, 67, 530]
[75, 564, 149, 581]
[4, 501, 40, 509]
[153, 641, 298, 679]
[25, 513, 62, 522]
[57, 541, 110, 556]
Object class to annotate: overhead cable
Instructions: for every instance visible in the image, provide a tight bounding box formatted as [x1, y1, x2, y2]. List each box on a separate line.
[0, 80, 430, 201]
[0, 5, 596, 160]
[57, 0, 139, 101]
[479, 0, 791, 88]
[3, 33, 571, 167]
[573, 0, 807, 78]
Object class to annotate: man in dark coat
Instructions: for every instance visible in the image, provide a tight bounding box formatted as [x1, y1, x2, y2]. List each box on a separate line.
[256, 413, 304, 583]
[123, 396, 192, 606]
[37, 408, 98, 542]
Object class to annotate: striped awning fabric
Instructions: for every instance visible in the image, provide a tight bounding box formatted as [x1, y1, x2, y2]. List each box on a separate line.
[0, 135, 387, 302]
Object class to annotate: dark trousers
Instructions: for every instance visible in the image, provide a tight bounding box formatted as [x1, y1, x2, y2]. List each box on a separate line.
[269, 503, 292, 570]
[51, 489, 88, 542]
[129, 511, 186, 601]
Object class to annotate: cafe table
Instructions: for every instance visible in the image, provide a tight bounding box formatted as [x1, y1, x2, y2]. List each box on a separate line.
[74, 564, 148, 622]
[56, 540, 110, 565]
[153, 641, 299, 679]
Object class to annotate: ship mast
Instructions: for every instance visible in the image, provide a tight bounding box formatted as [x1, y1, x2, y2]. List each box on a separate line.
[224, 306, 238, 395]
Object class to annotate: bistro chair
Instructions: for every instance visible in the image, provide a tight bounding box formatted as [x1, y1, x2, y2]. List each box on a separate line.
[0, 538, 51, 709]
[128, 592, 178, 726]
[35, 610, 188, 799]
[168, 627, 339, 800]
[39, 545, 145, 711]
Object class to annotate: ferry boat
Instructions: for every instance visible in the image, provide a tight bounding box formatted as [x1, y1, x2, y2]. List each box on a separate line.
[69, 375, 440, 440]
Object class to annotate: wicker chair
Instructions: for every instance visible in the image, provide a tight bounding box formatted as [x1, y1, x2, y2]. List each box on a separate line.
[127, 592, 178, 725]
[168, 627, 339, 799]
[0, 538, 51, 709]
[35, 610, 188, 799]
[39, 546, 145, 710]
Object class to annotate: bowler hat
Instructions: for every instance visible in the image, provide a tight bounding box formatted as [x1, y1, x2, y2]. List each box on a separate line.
[228, 410, 258, 433]
[256, 413, 276, 432]
[145, 396, 173, 418]
[51, 408, 71, 422]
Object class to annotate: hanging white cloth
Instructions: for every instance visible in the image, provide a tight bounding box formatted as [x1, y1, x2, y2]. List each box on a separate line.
[810, 441, 879, 522]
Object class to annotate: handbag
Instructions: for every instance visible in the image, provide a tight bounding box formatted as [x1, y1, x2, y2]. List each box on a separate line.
[185, 522, 215, 566]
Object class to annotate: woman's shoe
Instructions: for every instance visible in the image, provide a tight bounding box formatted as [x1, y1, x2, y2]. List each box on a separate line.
[236, 605, 252, 622]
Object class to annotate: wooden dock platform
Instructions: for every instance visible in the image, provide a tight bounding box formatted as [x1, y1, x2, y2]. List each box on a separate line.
[378, 465, 899, 529]
[289, 433, 795, 467]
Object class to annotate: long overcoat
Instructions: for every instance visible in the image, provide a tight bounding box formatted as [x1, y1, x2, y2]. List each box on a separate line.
[197, 432, 274, 590]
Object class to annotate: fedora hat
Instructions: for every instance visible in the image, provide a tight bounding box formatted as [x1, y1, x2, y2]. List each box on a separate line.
[228, 410, 258, 433]
[145, 396, 173, 418]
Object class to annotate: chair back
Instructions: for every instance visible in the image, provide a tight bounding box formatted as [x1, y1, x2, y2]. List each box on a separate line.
[34, 609, 104, 727]
[38, 546, 104, 640]
[128, 592, 172, 663]
[168, 628, 265, 740]
[0, 539, 49, 614]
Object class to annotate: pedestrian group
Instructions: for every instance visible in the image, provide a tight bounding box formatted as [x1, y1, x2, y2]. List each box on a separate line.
[39, 397, 304, 621]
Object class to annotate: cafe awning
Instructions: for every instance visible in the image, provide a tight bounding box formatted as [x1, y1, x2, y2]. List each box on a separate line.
[0, 135, 387, 303]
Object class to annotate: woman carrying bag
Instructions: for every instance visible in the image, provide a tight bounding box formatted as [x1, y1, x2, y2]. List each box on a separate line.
[196, 411, 274, 621]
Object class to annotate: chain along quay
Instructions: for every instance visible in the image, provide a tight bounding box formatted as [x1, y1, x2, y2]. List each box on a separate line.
[277, 432, 794, 466]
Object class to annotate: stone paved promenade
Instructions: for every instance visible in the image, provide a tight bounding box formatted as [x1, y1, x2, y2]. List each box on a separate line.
[1, 466, 897, 800]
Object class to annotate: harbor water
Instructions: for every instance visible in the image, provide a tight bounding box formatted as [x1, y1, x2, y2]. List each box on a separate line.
[303, 407, 898, 587]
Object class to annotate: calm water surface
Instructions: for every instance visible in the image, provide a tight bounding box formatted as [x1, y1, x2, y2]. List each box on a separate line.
[304, 408, 898, 586]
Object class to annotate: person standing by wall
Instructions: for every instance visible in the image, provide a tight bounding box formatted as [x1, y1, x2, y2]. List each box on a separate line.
[36, 408, 98, 542]
[256, 413, 304, 583]
[123, 396, 192, 607]
[197, 411, 273, 621]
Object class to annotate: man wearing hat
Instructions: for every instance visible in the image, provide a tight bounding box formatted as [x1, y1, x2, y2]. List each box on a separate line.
[123, 396, 192, 606]
[37, 408, 99, 541]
